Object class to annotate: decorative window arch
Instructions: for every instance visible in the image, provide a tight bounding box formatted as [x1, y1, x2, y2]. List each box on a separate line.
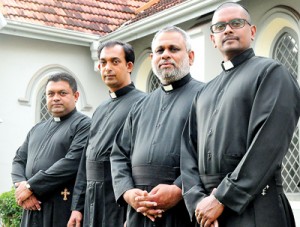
[133, 48, 152, 92]
[18, 65, 92, 123]
[255, 6, 300, 195]
[272, 29, 298, 79]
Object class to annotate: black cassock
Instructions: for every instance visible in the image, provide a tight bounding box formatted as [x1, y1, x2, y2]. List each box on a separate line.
[181, 48, 300, 227]
[71, 83, 145, 227]
[111, 75, 203, 227]
[11, 109, 91, 227]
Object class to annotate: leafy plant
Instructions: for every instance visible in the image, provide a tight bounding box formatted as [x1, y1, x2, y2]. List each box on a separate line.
[0, 188, 22, 227]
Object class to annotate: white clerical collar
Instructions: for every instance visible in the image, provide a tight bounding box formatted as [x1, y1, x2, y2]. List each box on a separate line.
[109, 92, 117, 99]
[162, 84, 173, 92]
[53, 117, 61, 122]
[222, 60, 234, 70]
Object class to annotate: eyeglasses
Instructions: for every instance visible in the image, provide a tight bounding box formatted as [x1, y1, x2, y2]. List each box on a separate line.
[210, 18, 251, 33]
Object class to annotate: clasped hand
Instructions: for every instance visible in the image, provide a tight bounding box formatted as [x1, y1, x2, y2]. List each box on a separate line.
[15, 181, 41, 211]
[124, 184, 182, 222]
[194, 188, 224, 227]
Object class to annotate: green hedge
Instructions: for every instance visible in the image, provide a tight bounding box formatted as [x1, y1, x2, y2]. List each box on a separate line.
[0, 188, 22, 227]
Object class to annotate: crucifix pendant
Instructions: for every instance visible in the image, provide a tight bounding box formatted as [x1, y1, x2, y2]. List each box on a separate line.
[61, 188, 70, 201]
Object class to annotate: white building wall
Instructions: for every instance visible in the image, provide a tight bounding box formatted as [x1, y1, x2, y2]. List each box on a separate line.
[0, 34, 105, 194]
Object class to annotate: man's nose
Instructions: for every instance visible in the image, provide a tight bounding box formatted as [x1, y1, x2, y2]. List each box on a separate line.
[53, 93, 61, 100]
[161, 49, 171, 59]
[224, 23, 234, 34]
[104, 61, 113, 70]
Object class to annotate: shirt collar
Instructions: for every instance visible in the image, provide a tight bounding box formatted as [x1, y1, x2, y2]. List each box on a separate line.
[161, 74, 192, 93]
[109, 82, 135, 99]
[221, 48, 255, 71]
[52, 108, 76, 122]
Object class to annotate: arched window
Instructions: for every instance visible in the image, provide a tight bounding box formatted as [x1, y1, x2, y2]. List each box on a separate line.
[147, 72, 160, 92]
[273, 32, 298, 79]
[273, 30, 300, 193]
[37, 87, 51, 122]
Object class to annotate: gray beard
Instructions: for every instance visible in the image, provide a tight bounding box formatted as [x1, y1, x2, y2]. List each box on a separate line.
[152, 59, 190, 85]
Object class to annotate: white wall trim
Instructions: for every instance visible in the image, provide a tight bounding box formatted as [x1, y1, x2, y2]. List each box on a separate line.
[133, 48, 152, 92]
[254, 6, 300, 57]
[99, 0, 240, 43]
[0, 12, 7, 29]
[0, 19, 99, 47]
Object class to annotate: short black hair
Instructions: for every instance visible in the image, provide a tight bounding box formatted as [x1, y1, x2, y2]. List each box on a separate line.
[46, 72, 77, 93]
[97, 41, 135, 64]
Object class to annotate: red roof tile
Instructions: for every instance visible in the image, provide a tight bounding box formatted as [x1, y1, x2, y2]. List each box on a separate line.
[131, 0, 188, 23]
[1, 0, 149, 35]
[1, 0, 188, 36]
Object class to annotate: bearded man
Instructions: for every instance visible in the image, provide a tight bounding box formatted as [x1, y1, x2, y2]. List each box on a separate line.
[110, 26, 204, 227]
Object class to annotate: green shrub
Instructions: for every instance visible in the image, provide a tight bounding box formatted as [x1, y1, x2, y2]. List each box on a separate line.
[0, 188, 22, 227]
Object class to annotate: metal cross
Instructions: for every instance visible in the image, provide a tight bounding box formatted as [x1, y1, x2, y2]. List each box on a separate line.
[261, 185, 269, 196]
[61, 188, 70, 201]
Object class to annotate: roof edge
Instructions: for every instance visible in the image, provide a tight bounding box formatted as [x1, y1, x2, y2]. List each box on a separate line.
[0, 12, 7, 29]
[99, 0, 240, 43]
[0, 19, 100, 46]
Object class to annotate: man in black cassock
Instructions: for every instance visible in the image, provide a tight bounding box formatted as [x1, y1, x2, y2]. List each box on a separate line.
[12, 72, 91, 227]
[181, 3, 300, 227]
[67, 41, 145, 227]
[110, 26, 204, 227]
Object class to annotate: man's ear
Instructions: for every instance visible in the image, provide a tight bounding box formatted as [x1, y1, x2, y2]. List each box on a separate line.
[74, 91, 80, 102]
[250, 25, 257, 41]
[210, 34, 217, 48]
[188, 51, 195, 66]
[127, 62, 134, 73]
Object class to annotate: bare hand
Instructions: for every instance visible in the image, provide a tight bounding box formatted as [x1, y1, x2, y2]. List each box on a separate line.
[134, 184, 181, 222]
[123, 189, 158, 221]
[213, 219, 219, 227]
[136, 184, 182, 211]
[15, 181, 33, 205]
[21, 195, 41, 211]
[195, 189, 224, 227]
[67, 210, 82, 227]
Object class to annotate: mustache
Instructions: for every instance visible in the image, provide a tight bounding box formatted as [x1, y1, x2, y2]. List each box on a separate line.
[158, 60, 176, 68]
[103, 74, 115, 77]
[222, 36, 239, 44]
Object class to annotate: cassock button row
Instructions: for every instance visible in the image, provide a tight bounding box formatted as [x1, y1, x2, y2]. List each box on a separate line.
[208, 152, 212, 160]
[208, 129, 213, 135]
[213, 109, 218, 115]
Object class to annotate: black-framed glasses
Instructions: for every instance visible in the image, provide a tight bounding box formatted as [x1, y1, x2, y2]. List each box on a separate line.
[210, 18, 251, 33]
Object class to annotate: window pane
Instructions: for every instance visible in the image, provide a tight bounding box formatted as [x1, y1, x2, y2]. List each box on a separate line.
[147, 72, 160, 92]
[39, 91, 51, 121]
[273, 32, 300, 193]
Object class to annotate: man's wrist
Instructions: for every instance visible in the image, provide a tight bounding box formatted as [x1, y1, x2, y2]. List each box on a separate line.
[25, 182, 33, 192]
[212, 194, 223, 205]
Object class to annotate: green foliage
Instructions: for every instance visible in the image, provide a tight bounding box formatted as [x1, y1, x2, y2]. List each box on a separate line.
[0, 188, 22, 227]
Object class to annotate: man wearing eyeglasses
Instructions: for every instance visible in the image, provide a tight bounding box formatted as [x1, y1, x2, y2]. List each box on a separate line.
[181, 2, 300, 227]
